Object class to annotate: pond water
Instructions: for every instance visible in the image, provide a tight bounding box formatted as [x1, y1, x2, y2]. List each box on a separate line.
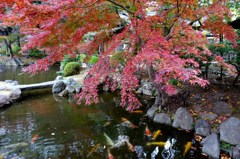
[0, 67, 209, 159]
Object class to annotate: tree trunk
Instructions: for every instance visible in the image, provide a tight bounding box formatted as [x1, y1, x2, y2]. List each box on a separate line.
[219, 34, 223, 81]
[147, 63, 164, 111]
[4, 39, 14, 59]
[233, 65, 240, 86]
[17, 36, 21, 47]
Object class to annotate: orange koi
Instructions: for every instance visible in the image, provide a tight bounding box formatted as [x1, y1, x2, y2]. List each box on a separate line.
[121, 117, 138, 128]
[126, 141, 135, 152]
[31, 134, 39, 144]
[131, 110, 143, 114]
[145, 125, 152, 137]
[108, 149, 115, 159]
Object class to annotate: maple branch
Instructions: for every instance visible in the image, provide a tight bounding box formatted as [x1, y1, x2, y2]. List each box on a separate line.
[107, 0, 134, 15]
[74, 0, 101, 8]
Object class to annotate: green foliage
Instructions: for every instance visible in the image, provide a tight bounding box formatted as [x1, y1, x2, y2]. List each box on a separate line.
[63, 62, 81, 77]
[61, 54, 83, 70]
[88, 55, 99, 64]
[12, 45, 21, 54]
[29, 49, 45, 58]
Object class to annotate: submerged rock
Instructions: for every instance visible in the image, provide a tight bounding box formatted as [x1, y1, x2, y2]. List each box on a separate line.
[172, 107, 193, 130]
[153, 113, 171, 125]
[220, 117, 240, 145]
[195, 119, 211, 137]
[146, 106, 158, 118]
[201, 134, 220, 159]
[52, 81, 66, 94]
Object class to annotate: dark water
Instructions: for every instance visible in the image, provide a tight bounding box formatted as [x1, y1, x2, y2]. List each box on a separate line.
[0, 67, 208, 159]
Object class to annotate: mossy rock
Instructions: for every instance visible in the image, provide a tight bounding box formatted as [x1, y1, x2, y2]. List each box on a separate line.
[63, 62, 81, 77]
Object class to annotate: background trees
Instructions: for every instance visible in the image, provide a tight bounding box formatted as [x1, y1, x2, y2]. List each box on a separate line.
[0, 0, 238, 110]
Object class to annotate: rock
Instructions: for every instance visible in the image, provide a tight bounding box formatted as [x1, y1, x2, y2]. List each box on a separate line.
[65, 78, 78, 86]
[136, 87, 143, 94]
[0, 64, 6, 72]
[0, 85, 7, 91]
[0, 94, 10, 107]
[5, 80, 13, 83]
[193, 104, 202, 112]
[52, 81, 66, 94]
[75, 86, 82, 93]
[58, 90, 69, 97]
[231, 145, 240, 159]
[200, 113, 218, 121]
[103, 85, 109, 92]
[10, 88, 21, 100]
[220, 117, 240, 145]
[0, 127, 6, 136]
[142, 82, 155, 96]
[55, 76, 63, 81]
[172, 107, 193, 130]
[201, 134, 220, 159]
[66, 85, 75, 93]
[213, 101, 232, 116]
[153, 113, 171, 125]
[195, 119, 211, 137]
[146, 106, 158, 118]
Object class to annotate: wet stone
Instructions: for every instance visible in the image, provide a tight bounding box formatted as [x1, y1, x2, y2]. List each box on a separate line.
[153, 113, 171, 125]
[172, 107, 193, 130]
[52, 81, 66, 94]
[195, 119, 211, 137]
[201, 134, 220, 159]
[58, 90, 69, 97]
[200, 113, 218, 121]
[220, 117, 240, 145]
[213, 101, 232, 116]
[146, 106, 158, 118]
[66, 85, 75, 93]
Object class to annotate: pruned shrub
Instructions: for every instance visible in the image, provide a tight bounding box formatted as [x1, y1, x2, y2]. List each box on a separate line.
[63, 62, 81, 77]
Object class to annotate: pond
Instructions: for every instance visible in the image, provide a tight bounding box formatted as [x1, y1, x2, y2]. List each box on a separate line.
[0, 67, 209, 159]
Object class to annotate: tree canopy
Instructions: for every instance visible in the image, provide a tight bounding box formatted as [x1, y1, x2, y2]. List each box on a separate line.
[0, 0, 238, 110]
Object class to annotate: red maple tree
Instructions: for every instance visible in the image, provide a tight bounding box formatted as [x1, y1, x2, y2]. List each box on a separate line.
[0, 0, 238, 111]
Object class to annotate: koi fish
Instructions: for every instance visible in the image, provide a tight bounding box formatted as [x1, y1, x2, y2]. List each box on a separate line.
[145, 125, 152, 137]
[107, 149, 115, 159]
[87, 143, 101, 158]
[121, 117, 138, 128]
[146, 142, 165, 147]
[183, 142, 192, 156]
[103, 121, 111, 127]
[131, 110, 143, 114]
[31, 134, 39, 144]
[153, 130, 162, 140]
[104, 133, 114, 146]
[126, 141, 135, 152]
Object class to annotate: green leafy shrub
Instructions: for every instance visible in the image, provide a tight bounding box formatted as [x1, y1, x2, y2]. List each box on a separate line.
[61, 54, 84, 70]
[88, 55, 99, 64]
[12, 45, 21, 54]
[29, 49, 45, 57]
[63, 62, 81, 77]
